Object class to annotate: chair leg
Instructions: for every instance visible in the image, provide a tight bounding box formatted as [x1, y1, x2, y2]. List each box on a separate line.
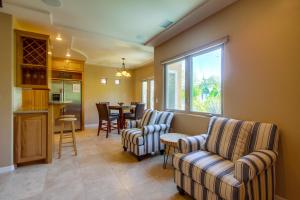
[137, 155, 144, 161]
[97, 120, 102, 136]
[117, 118, 120, 134]
[71, 121, 77, 156]
[160, 150, 164, 155]
[177, 186, 185, 195]
[106, 120, 110, 138]
[123, 146, 127, 151]
[58, 122, 64, 159]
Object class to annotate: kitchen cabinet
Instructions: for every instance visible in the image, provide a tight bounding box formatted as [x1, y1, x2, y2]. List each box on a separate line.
[52, 57, 84, 72]
[14, 112, 47, 165]
[15, 30, 49, 89]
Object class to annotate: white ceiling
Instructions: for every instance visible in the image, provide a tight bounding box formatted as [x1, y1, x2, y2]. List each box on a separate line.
[0, 0, 237, 68]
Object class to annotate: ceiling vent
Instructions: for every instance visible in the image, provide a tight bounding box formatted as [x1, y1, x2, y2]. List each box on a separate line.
[41, 0, 62, 7]
[160, 20, 174, 29]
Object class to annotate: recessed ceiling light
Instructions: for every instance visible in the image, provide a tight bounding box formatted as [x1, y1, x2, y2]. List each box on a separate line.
[41, 0, 62, 7]
[56, 34, 62, 41]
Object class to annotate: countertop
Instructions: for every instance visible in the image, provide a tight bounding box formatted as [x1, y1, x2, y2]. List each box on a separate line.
[48, 101, 72, 105]
[14, 110, 48, 114]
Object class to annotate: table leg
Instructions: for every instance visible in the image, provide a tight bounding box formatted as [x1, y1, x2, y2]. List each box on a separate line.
[163, 145, 170, 169]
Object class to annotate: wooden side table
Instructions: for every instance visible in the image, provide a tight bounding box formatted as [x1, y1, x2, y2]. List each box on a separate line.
[160, 133, 187, 169]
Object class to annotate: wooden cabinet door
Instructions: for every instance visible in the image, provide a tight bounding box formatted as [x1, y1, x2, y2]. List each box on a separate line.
[15, 114, 47, 163]
[21, 89, 49, 110]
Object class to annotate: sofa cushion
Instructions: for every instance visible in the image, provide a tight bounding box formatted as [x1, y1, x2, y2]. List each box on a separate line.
[205, 117, 253, 162]
[173, 151, 244, 200]
[140, 109, 158, 127]
[121, 128, 143, 145]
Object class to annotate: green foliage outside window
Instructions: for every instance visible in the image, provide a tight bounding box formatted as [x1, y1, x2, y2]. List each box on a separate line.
[192, 76, 221, 114]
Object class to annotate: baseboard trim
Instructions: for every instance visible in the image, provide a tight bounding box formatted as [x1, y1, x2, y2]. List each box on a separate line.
[84, 123, 98, 128]
[275, 195, 288, 200]
[0, 165, 15, 174]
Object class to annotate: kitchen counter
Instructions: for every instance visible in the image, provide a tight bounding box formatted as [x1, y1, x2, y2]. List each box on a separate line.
[48, 101, 72, 105]
[14, 110, 48, 114]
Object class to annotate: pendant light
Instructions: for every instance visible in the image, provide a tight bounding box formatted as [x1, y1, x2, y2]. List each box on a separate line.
[116, 58, 131, 77]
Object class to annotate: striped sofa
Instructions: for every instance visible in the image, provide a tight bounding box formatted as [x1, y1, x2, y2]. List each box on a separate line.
[173, 116, 279, 200]
[121, 109, 174, 160]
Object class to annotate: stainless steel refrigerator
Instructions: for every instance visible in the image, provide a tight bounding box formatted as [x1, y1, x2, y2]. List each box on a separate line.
[51, 80, 82, 132]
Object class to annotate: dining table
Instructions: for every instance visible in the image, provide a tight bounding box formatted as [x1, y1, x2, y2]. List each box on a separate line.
[109, 105, 134, 129]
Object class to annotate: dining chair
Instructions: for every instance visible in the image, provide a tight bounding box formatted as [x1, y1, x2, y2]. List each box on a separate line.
[124, 103, 145, 122]
[99, 102, 119, 116]
[129, 101, 140, 113]
[96, 103, 120, 138]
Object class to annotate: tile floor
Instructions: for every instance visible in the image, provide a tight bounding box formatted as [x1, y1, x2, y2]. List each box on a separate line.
[0, 128, 192, 200]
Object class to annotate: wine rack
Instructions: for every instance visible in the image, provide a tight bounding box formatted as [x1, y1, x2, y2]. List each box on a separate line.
[15, 30, 49, 88]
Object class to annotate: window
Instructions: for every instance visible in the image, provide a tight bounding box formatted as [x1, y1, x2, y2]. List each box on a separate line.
[165, 60, 185, 110]
[142, 80, 148, 108]
[164, 45, 223, 115]
[150, 80, 155, 109]
[191, 48, 222, 114]
[141, 79, 155, 109]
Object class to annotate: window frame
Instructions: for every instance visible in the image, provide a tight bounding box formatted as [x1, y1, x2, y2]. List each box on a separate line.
[163, 58, 186, 111]
[164, 44, 224, 116]
[141, 78, 155, 109]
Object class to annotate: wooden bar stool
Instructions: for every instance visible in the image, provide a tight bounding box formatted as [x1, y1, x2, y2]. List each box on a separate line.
[58, 117, 77, 158]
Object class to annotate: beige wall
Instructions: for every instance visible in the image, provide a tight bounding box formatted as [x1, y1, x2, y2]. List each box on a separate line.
[0, 13, 14, 168]
[84, 64, 134, 125]
[132, 63, 154, 102]
[154, 0, 300, 198]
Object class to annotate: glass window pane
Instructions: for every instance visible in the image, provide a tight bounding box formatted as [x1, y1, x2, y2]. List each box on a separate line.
[191, 48, 222, 114]
[142, 80, 148, 109]
[150, 80, 154, 109]
[165, 60, 185, 110]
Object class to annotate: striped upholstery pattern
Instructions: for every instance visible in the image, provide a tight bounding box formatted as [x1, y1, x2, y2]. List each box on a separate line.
[155, 111, 174, 125]
[234, 149, 277, 182]
[205, 117, 254, 162]
[173, 151, 244, 200]
[174, 169, 225, 200]
[143, 124, 169, 135]
[121, 128, 143, 145]
[178, 134, 208, 154]
[173, 117, 279, 200]
[121, 110, 174, 157]
[126, 120, 140, 129]
[140, 109, 157, 127]
[245, 166, 275, 200]
[248, 122, 279, 153]
[122, 136, 145, 155]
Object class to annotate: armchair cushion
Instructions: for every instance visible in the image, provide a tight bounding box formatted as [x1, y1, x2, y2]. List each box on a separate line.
[205, 117, 254, 162]
[140, 109, 158, 127]
[155, 111, 174, 126]
[178, 134, 208, 154]
[121, 128, 143, 145]
[234, 149, 277, 182]
[173, 151, 244, 200]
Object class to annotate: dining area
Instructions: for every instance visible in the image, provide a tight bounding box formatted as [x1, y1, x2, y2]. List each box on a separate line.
[95, 102, 145, 138]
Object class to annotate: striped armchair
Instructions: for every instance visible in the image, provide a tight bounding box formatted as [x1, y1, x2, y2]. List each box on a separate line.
[121, 110, 174, 161]
[173, 116, 279, 200]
